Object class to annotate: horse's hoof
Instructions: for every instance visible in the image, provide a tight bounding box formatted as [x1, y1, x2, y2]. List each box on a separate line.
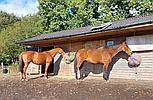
[103, 76, 109, 81]
[25, 79, 29, 81]
[76, 77, 83, 81]
[21, 79, 24, 81]
[103, 72, 109, 81]
[106, 80, 110, 83]
[76, 79, 81, 81]
[76, 76, 82, 80]
[77, 78, 80, 80]
[45, 77, 48, 79]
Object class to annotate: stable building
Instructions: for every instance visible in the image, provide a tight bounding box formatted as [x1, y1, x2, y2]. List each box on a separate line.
[18, 14, 153, 80]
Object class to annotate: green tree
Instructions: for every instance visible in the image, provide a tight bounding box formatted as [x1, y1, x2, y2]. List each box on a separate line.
[38, 0, 153, 33]
[97, 0, 153, 22]
[0, 11, 19, 32]
[38, 0, 101, 33]
[0, 14, 42, 65]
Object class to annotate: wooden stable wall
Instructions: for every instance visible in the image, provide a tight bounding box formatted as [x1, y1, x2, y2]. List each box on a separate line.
[124, 34, 153, 80]
[55, 37, 126, 77]
[136, 52, 153, 80]
[55, 34, 153, 81]
[110, 51, 153, 80]
[26, 33, 153, 80]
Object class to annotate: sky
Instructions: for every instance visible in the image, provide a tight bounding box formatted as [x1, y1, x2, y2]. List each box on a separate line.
[0, 0, 38, 17]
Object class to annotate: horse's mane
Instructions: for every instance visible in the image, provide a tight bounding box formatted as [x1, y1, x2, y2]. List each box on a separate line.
[98, 45, 118, 50]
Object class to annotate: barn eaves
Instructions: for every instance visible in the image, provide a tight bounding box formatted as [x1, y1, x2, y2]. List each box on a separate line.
[17, 14, 153, 45]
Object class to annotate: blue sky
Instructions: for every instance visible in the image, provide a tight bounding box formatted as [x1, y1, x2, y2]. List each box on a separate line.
[0, 0, 38, 17]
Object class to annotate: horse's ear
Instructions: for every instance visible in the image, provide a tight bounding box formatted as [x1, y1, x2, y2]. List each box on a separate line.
[122, 41, 127, 45]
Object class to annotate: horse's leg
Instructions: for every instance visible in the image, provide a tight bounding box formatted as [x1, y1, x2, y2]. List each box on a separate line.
[20, 73, 24, 81]
[103, 62, 109, 81]
[19, 55, 24, 81]
[76, 60, 84, 80]
[44, 62, 50, 79]
[77, 68, 81, 80]
[23, 62, 29, 81]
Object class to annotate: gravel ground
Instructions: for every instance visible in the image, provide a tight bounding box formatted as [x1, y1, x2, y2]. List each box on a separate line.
[0, 75, 153, 100]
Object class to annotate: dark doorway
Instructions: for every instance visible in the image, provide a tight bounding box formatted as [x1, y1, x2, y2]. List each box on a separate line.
[26, 46, 39, 52]
[41, 46, 54, 74]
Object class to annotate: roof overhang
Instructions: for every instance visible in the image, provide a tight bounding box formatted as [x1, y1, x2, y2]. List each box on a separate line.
[19, 23, 153, 47]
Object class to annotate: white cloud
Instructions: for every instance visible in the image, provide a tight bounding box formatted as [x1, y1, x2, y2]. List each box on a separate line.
[0, 0, 38, 17]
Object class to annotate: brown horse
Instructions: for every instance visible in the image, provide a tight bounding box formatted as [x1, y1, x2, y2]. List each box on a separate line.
[19, 48, 65, 81]
[76, 42, 132, 80]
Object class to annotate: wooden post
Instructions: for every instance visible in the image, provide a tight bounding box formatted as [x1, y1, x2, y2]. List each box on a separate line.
[1, 62, 3, 69]
[1, 62, 3, 73]
[1, 62, 8, 74]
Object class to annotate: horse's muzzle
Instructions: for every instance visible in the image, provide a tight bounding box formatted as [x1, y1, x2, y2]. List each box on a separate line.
[62, 52, 65, 56]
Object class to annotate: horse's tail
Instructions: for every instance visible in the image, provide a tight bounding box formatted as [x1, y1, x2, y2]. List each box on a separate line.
[19, 54, 24, 74]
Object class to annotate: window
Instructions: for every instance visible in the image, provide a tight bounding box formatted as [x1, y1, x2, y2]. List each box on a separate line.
[106, 40, 114, 47]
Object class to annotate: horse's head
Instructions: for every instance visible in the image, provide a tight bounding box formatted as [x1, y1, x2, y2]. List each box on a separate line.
[57, 48, 65, 56]
[118, 42, 132, 56]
